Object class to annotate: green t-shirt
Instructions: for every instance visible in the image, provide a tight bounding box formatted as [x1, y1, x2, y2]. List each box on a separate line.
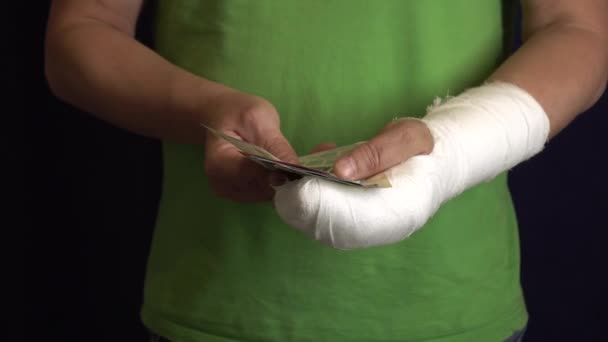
[142, 1, 526, 341]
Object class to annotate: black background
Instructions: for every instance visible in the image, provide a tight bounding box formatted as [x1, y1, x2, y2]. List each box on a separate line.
[25, 2, 607, 341]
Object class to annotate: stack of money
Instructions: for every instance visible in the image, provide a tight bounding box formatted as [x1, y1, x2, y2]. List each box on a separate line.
[203, 125, 391, 188]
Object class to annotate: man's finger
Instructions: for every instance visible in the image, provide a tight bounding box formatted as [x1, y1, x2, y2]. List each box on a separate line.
[205, 136, 268, 185]
[205, 142, 275, 202]
[260, 132, 299, 164]
[334, 120, 432, 180]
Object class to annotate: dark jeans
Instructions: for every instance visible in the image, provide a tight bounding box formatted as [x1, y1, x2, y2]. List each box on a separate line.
[150, 326, 526, 342]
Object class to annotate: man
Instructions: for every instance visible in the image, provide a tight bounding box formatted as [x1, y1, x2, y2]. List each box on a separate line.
[45, 1, 607, 341]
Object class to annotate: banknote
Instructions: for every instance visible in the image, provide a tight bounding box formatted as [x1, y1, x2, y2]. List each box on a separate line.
[203, 125, 391, 188]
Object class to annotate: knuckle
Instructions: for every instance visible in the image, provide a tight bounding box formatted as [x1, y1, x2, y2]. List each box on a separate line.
[389, 119, 433, 156]
[399, 120, 433, 154]
[264, 136, 287, 155]
[240, 106, 262, 127]
[356, 143, 383, 172]
[240, 99, 276, 127]
[397, 125, 414, 146]
[264, 135, 284, 149]
[418, 124, 434, 154]
[384, 119, 402, 130]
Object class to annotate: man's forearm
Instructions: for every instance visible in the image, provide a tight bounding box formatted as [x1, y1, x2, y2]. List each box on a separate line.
[490, 11, 608, 138]
[45, 19, 230, 144]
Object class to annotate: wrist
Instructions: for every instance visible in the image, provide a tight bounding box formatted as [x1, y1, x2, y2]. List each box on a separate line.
[167, 71, 236, 136]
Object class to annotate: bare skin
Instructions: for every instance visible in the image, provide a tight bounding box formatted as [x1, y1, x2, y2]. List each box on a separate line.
[46, 0, 608, 199]
[334, 0, 608, 181]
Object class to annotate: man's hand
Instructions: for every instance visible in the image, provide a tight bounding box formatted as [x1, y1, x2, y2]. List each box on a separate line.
[333, 119, 434, 181]
[203, 91, 298, 202]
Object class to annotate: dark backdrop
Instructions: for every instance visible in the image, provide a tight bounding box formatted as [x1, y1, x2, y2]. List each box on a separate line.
[25, 2, 607, 341]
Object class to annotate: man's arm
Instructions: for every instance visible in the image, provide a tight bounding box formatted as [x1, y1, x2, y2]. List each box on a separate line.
[46, 0, 298, 202]
[45, 0, 231, 144]
[490, 0, 608, 137]
[334, 0, 608, 181]
[278, 1, 608, 248]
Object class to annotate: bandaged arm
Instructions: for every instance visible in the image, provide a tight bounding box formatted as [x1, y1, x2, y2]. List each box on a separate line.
[274, 0, 608, 249]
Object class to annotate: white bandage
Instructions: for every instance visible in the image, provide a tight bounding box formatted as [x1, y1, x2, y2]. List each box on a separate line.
[274, 82, 550, 249]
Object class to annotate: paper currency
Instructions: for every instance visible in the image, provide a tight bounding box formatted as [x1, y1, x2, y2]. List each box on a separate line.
[297, 142, 363, 172]
[203, 124, 391, 188]
[204, 125, 278, 160]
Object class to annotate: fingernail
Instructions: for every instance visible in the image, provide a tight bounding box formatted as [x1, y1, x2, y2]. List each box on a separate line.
[269, 172, 288, 186]
[336, 157, 356, 180]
